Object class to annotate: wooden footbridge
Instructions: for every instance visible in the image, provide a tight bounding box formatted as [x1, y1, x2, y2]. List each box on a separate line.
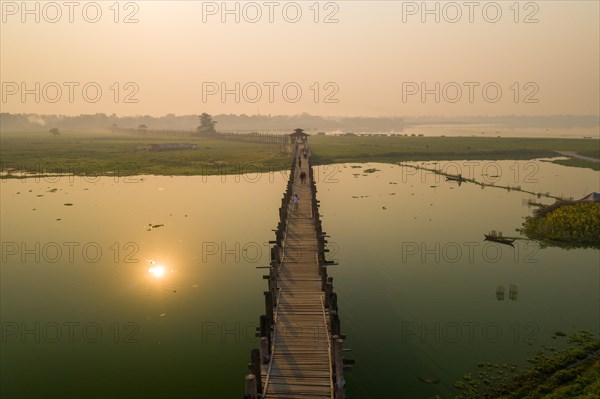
[243, 130, 352, 398]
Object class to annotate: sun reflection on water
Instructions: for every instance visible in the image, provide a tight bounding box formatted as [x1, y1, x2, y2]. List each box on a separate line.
[148, 265, 165, 278]
[148, 260, 168, 279]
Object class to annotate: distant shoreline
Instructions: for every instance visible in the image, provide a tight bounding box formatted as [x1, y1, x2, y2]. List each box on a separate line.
[1, 131, 599, 177]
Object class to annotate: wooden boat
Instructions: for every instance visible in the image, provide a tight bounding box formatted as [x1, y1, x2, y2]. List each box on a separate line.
[418, 376, 440, 384]
[484, 234, 515, 245]
[445, 175, 466, 182]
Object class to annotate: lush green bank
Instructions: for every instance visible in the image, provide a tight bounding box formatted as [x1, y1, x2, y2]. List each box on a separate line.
[520, 202, 600, 247]
[1, 131, 598, 177]
[435, 331, 600, 399]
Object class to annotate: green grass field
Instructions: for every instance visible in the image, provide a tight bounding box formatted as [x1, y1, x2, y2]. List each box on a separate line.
[546, 158, 600, 171]
[0, 130, 291, 177]
[308, 135, 599, 165]
[1, 131, 598, 177]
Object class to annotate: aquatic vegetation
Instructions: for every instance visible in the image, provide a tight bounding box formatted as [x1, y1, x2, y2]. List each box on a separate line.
[433, 331, 600, 399]
[147, 224, 164, 231]
[520, 202, 600, 247]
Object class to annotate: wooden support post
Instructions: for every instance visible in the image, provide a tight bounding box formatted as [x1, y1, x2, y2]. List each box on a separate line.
[250, 349, 263, 394]
[259, 314, 271, 352]
[259, 315, 268, 336]
[276, 245, 282, 263]
[260, 336, 270, 364]
[244, 374, 257, 399]
[326, 277, 333, 297]
[269, 271, 277, 303]
[334, 338, 345, 399]
[264, 291, 274, 326]
[330, 292, 338, 312]
[325, 282, 333, 308]
[268, 272, 275, 295]
[330, 310, 340, 337]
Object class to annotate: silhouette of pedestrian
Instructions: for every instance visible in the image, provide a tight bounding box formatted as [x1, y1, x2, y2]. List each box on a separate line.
[293, 194, 299, 213]
[300, 171, 306, 184]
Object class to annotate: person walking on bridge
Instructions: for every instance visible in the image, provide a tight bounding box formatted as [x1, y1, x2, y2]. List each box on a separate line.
[300, 171, 307, 184]
[293, 193, 299, 213]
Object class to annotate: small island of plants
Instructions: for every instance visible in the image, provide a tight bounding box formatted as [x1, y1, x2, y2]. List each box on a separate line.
[520, 202, 600, 247]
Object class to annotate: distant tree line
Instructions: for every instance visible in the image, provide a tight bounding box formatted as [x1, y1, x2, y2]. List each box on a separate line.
[0, 112, 406, 132]
[1, 112, 597, 133]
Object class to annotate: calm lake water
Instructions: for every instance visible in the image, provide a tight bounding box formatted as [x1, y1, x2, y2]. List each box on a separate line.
[1, 159, 598, 398]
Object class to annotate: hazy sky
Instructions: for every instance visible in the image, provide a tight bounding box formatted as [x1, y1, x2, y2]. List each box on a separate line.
[1, 1, 598, 117]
